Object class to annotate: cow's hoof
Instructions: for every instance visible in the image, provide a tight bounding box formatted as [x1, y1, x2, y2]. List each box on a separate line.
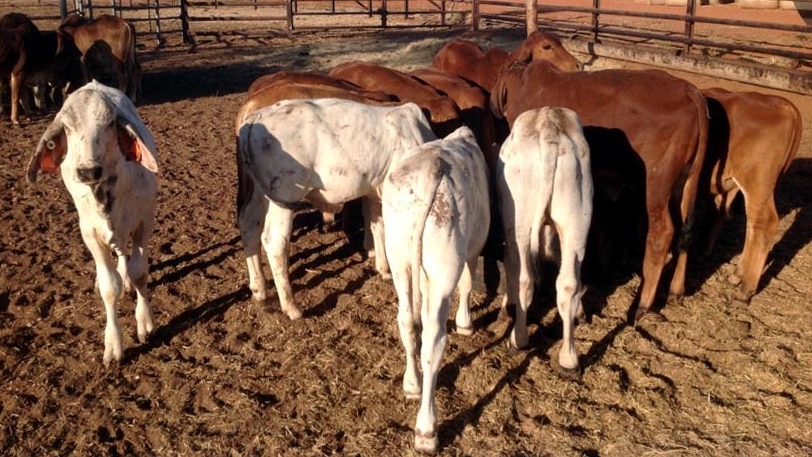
[414, 430, 438, 454]
[455, 324, 474, 336]
[283, 305, 303, 320]
[556, 363, 582, 382]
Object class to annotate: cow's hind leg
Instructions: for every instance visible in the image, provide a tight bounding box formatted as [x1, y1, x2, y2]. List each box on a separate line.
[454, 258, 476, 336]
[734, 192, 778, 302]
[263, 201, 302, 319]
[635, 205, 674, 319]
[553, 222, 585, 379]
[414, 280, 453, 454]
[239, 186, 270, 303]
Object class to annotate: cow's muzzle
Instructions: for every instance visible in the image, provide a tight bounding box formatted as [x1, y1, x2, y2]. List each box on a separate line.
[76, 165, 104, 183]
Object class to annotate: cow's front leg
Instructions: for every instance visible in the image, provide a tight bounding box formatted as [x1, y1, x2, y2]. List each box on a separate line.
[130, 225, 154, 344]
[263, 201, 302, 319]
[82, 228, 124, 365]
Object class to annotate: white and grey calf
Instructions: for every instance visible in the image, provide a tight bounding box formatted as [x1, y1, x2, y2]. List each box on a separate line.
[382, 127, 490, 454]
[238, 98, 437, 319]
[26, 81, 159, 366]
[496, 107, 593, 375]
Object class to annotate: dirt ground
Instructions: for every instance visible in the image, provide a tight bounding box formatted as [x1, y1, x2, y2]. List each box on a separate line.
[1, 15, 812, 457]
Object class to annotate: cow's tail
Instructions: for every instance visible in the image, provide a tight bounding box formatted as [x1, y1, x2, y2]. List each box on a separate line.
[781, 99, 803, 175]
[236, 129, 254, 229]
[675, 88, 710, 253]
[410, 159, 444, 323]
[528, 110, 561, 282]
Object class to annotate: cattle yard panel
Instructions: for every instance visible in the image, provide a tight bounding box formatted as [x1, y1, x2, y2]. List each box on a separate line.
[478, 0, 811, 69]
[4, 0, 810, 87]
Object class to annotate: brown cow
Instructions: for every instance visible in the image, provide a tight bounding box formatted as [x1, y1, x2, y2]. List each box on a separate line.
[329, 61, 463, 139]
[1, 13, 84, 124]
[409, 67, 497, 167]
[700, 87, 802, 303]
[59, 13, 139, 102]
[433, 30, 582, 92]
[1, 12, 39, 123]
[246, 70, 395, 103]
[491, 60, 709, 320]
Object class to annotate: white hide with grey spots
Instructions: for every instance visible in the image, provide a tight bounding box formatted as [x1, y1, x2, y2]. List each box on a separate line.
[497, 107, 593, 377]
[26, 81, 159, 366]
[237, 98, 436, 319]
[381, 126, 490, 454]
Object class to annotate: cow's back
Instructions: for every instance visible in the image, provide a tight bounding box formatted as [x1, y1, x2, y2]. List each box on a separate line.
[239, 99, 436, 205]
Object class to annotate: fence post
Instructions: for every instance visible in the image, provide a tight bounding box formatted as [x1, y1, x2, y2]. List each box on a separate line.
[180, 0, 193, 45]
[60, 0, 68, 19]
[382, 0, 388, 27]
[525, 0, 538, 35]
[471, 0, 479, 31]
[591, 0, 600, 42]
[684, 0, 696, 54]
[287, 0, 294, 35]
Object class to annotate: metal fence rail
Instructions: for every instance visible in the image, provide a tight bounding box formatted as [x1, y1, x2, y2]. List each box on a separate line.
[4, 0, 810, 90]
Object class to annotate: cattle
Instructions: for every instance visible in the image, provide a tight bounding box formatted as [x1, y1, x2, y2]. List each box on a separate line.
[409, 67, 497, 166]
[26, 81, 158, 365]
[432, 30, 582, 93]
[382, 126, 490, 454]
[237, 98, 437, 319]
[59, 13, 140, 102]
[235, 80, 401, 253]
[496, 107, 593, 368]
[329, 61, 463, 138]
[1, 12, 39, 123]
[491, 60, 709, 319]
[246, 70, 395, 102]
[1, 14, 85, 124]
[700, 88, 802, 303]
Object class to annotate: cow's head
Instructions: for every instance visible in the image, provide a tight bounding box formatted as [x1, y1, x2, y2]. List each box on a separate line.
[26, 82, 157, 185]
[511, 31, 582, 72]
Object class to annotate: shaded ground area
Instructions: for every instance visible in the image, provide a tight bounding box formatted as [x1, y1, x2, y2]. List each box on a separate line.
[1, 22, 811, 457]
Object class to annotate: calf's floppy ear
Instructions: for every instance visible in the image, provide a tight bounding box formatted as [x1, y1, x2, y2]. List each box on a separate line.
[117, 118, 159, 173]
[27, 120, 67, 183]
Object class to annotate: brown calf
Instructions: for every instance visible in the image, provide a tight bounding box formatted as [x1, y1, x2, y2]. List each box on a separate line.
[701, 87, 802, 302]
[432, 30, 582, 92]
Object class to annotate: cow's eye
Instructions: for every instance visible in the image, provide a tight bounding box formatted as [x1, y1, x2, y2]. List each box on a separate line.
[543, 44, 552, 50]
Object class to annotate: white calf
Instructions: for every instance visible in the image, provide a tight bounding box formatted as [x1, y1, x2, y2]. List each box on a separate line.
[26, 81, 159, 366]
[496, 107, 593, 375]
[382, 127, 490, 454]
[238, 98, 437, 319]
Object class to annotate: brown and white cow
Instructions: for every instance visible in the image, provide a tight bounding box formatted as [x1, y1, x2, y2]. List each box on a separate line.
[432, 30, 582, 93]
[329, 61, 463, 139]
[496, 107, 593, 361]
[59, 13, 140, 102]
[700, 87, 802, 303]
[26, 81, 158, 365]
[382, 126, 490, 454]
[491, 60, 709, 320]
